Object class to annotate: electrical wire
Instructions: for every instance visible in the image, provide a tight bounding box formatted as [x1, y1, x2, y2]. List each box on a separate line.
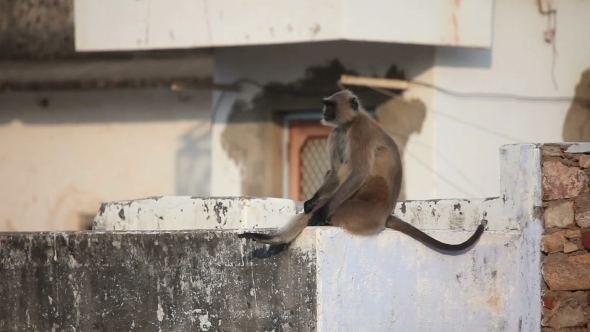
[368, 86, 525, 142]
[402, 146, 478, 198]
[226, 76, 590, 106]
[388, 133, 485, 197]
[408, 79, 589, 105]
[365, 87, 483, 196]
[214, 75, 590, 105]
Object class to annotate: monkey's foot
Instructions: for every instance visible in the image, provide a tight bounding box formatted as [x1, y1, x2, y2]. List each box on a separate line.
[308, 207, 329, 226]
[303, 201, 316, 214]
[237, 232, 272, 242]
[308, 217, 332, 227]
[303, 194, 319, 213]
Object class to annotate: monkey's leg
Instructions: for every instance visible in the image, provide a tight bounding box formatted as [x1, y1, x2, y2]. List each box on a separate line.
[386, 215, 487, 251]
[237, 210, 312, 245]
[327, 200, 390, 236]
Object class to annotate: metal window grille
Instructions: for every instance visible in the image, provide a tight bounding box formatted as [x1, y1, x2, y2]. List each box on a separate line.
[299, 137, 331, 200]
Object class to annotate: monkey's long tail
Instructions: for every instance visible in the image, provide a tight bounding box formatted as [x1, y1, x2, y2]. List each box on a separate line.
[385, 215, 487, 252]
[237, 212, 312, 245]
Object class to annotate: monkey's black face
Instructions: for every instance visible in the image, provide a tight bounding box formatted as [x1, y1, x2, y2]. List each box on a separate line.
[350, 97, 359, 111]
[322, 99, 336, 121]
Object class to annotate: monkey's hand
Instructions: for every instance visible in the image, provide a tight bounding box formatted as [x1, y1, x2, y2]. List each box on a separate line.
[308, 205, 329, 226]
[303, 194, 320, 214]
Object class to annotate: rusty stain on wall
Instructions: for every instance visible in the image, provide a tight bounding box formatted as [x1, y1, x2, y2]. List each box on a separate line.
[452, 15, 460, 45]
[441, 0, 461, 46]
[221, 59, 426, 200]
[562, 68, 590, 141]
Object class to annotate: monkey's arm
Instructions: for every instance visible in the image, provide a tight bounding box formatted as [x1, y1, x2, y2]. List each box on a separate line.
[309, 130, 373, 226]
[304, 169, 340, 213]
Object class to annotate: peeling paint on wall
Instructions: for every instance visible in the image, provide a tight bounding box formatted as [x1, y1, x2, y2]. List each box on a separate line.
[93, 197, 298, 231]
[94, 196, 502, 232]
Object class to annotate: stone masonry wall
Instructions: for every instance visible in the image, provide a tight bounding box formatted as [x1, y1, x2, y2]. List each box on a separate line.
[541, 143, 590, 331]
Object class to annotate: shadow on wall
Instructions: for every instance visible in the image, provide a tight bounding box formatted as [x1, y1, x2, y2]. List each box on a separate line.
[376, 98, 427, 200]
[176, 121, 211, 196]
[563, 68, 590, 141]
[220, 59, 426, 200]
[434, 46, 493, 69]
[0, 89, 201, 124]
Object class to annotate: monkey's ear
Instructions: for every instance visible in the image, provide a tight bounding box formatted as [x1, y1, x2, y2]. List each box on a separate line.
[350, 97, 359, 111]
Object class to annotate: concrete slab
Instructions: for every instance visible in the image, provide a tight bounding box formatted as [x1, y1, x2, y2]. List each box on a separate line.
[93, 196, 299, 231]
[0, 229, 316, 331]
[94, 196, 504, 232]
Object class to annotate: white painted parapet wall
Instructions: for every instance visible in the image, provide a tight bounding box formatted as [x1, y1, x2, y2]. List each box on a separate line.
[94, 196, 299, 231]
[94, 144, 543, 331]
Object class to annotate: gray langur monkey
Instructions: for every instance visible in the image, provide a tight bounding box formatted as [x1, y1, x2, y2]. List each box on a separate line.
[238, 90, 487, 251]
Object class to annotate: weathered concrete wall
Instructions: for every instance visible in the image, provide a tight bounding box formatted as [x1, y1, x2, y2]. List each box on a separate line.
[0, 230, 317, 331]
[0, 89, 212, 232]
[96, 195, 499, 233]
[315, 227, 521, 331]
[539, 143, 590, 331]
[1, 143, 546, 331]
[90, 143, 543, 331]
[0, 226, 523, 331]
[94, 197, 299, 231]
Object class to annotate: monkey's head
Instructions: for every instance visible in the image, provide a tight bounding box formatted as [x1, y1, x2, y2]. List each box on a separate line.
[320, 90, 362, 127]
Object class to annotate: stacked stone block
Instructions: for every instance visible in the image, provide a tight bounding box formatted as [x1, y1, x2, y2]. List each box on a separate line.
[541, 144, 590, 331]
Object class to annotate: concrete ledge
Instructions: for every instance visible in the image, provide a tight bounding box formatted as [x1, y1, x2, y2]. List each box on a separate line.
[94, 196, 502, 232]
[93, 196, 299, 231]
[393, 197, 502, 231]
[1, 227, 524, 331]
[4, 143, 541, 331]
